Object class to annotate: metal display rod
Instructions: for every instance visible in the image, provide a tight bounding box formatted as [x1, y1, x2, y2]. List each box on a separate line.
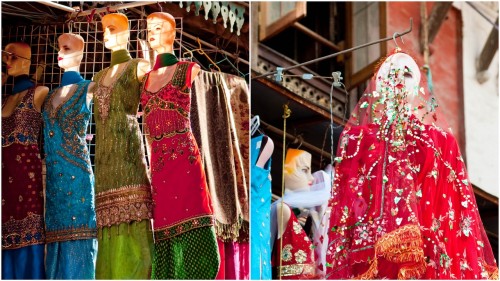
[252, 18, 413, 80]
[69, 1, 159, 17]
[38, 0, 76, 12]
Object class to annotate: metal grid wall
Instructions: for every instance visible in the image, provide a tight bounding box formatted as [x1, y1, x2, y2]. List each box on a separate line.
[2, 17, 184, 169]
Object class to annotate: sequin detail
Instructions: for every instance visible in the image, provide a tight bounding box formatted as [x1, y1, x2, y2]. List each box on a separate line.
[95, 185, 153, 228]
[2, 212, 45, 249]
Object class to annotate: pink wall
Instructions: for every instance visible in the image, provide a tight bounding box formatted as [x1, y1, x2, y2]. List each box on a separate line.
[386, 2, 466, 157]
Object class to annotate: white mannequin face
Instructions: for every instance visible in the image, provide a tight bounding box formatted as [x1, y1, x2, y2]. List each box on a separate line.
[3, 43, 30, 77]
[58, 35, 83, 70]
[147, 18, 175, 52]
[284, 149, 314, 191]
[376, 53, 421, 96]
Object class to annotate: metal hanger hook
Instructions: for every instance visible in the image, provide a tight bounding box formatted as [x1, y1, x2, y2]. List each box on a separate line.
[393, 32, 405, 49]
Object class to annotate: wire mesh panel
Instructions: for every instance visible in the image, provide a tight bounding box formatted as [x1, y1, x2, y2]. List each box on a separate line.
[2, 17, 184, 170]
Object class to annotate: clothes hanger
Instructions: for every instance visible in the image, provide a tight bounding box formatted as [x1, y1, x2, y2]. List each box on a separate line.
[194, 37, 221, 72]
[251, 115, 260, 136]
[208, 54, 245, 77]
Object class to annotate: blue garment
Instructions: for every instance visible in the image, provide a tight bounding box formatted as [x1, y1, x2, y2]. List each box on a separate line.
[2, 245, 45, 279]
[42, 80, 97, 279]
[250, 135, 272, 280]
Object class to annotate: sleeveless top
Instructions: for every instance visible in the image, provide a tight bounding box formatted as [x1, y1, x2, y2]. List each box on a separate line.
[140, 61, 214, 238]
[2, 87, 45, 249]
[42, 80, 97, 242]
[272, 204, 316, 279]
[250, 135, 272, 279]
[92, 59, 152, 228]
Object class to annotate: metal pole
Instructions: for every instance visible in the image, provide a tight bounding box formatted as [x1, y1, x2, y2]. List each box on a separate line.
[37, 0, 76, 12]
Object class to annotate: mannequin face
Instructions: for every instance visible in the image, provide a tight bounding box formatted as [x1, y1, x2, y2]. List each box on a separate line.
[376, 53, 421, 96]
[57, 34, 84, 70]
[102, 14, 129, 50]
[284, 149, 314, 191]
[147, 13, 176, 53]
[3, 43, 31, 77]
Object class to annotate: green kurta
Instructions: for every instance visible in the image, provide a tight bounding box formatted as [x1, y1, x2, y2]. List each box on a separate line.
[92, 58, 153, 279]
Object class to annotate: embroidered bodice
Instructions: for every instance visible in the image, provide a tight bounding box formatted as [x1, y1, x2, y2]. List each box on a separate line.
[141, 62, 193, 140]
[42, 80, 97, 243]
[2, 87, 42, 147]
[272, 204, 316, 279]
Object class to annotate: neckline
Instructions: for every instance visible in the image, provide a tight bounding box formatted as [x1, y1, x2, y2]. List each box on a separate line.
[143, 62, 181, 94]
[48, 82, 84, 117]
[98, 60, 132, 89]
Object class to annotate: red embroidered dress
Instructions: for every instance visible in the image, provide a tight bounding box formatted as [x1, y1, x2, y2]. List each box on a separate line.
[325, 51, 498, 279]
[272, 204, 316, 279]
[141, 61, 219, 279]
[2, 87, 45, 249]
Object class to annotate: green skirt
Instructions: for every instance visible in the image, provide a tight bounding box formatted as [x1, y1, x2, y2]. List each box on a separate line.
[96, 220, 154, 279]
[152, 226, 220, 279]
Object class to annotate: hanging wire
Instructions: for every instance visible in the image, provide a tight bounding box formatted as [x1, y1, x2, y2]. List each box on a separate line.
[279, 103, 291, 280]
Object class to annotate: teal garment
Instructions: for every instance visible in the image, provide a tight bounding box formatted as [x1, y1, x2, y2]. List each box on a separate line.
[152, 226, 219, 279]
[250, 135, 272, 280]
[45, 239, 97, 279]
[42, 80, 97, 279]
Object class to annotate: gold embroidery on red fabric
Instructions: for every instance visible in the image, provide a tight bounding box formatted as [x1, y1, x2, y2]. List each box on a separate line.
[356, 224, 426, 280]
[277, 263, 316, 277]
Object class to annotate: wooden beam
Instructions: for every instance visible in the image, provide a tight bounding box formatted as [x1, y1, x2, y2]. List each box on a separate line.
[292, 22, 341, 52]
[251, 2, 259, 71]
[477, 17, 499, 77]
[427, 2, 453, 44]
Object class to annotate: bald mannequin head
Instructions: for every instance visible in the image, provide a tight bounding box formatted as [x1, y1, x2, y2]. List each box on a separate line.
[102, 13, 130, 51]
[284, 149, 314, 192]
[58, 33, 85, 71]
[3, 42, 31, 77]
[147, 12, 176, 54]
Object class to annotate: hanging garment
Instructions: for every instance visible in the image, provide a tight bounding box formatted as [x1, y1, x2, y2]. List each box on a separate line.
[92, 59, 153, 279]
[271, 204, 317, 279]
[2, 86, 45, 279]
[325, 50, 498, 279]
[250, 135, 272, 280]
[191, 71, 250, 242]
[42, 79, 97, 279]
[141, 61, 220, 279]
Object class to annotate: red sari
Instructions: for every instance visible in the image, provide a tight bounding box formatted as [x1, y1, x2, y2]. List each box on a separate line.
[326, 51, 498, 279]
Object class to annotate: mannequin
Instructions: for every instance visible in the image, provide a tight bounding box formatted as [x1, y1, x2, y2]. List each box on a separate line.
[92, 13, 153, 279]
[270, 148, 316, 279]
[326, 50, 498, 279]
[140, 12, 219, 279]
[250, 134, 274, 279]
[1, 42, 48, 279]
[42, 33, 97, 279]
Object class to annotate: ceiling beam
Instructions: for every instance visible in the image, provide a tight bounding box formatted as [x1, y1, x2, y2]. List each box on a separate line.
[476, 17, 499, 82]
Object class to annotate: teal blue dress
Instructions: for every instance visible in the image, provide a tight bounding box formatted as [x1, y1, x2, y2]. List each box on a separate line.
[42, 78, 97, 279]
[250, 135, 272, 279]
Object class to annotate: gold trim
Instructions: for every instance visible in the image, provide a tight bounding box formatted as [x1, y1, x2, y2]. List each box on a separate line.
[276, 263, 316, 277]
[95, 184, 153, 228]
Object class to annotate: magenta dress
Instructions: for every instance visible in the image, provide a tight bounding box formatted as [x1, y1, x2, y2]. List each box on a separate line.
[141, 61, 219, 279]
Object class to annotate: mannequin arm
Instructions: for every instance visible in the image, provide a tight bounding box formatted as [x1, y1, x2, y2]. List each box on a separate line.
[33, 86, 49, 112]
[276, 203, 291, 238]
[256, 136, 274, 168]
[190, 63, 201, 85]
[86, 81, 95, 108]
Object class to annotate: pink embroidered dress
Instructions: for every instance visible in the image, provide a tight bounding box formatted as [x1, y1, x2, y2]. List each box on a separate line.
[141, 61, 219, 279]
